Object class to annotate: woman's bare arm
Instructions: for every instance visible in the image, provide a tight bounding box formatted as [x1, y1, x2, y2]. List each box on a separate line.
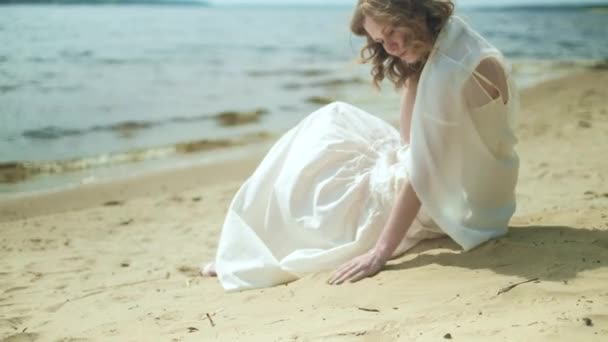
[374, 180, 422, 259]
[376, 76, 422, 258]
[328, 76, 422, 285]
[327, 170, 422, 285]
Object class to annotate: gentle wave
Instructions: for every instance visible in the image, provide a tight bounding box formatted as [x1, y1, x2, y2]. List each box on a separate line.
[283, 77, 367, 91]
[247, 68, 329, 78]
[19, 108, 270, 141]
[0, 132, 273, 184]
[13, 59, 602, 144]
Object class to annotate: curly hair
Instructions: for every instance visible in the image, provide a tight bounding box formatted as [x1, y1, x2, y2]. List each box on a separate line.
[351, 0, 455, 89]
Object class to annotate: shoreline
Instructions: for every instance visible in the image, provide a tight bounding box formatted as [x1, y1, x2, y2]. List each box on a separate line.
[0, 149, 266, 222]
[2, 59, 604, 199]
[1, 69, 606, 221]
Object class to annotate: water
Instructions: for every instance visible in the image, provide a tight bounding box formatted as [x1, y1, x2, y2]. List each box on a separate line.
[1, 4, 607, 194]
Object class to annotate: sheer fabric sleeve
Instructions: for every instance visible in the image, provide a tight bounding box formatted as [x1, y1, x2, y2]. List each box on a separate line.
[406, 53, 519, 251]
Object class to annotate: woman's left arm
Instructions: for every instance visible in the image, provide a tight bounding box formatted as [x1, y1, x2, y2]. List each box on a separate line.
[328, 180, 421, 285]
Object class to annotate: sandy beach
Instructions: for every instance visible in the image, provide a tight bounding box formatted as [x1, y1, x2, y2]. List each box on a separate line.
[1, 70, 607, 341]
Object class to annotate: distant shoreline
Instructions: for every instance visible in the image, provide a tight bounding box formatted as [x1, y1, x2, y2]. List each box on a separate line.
[1, 1, 607, 11]
[467, 3, 608, 11]
[0, 0, 209, 5]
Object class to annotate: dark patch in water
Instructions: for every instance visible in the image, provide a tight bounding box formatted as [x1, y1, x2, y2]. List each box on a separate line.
[106, 121, 156, 138]
[60, 50, 93, 60]
[99, 58, 127, 65]
[256, 45, 279, 53]
[37, 86, 54, 93]
[20, 107, 270, 142]
[312, 77, 367, 87]
[175, 139, 234, 153]
[59, 85, 81, 92]
[0, 163, 31, 183]
[248, 69, 328, 78]
[248, 70, 279, 77]
[297, 69, 327, 77]
[0, 84, 19, 93]
[22, 126, 83, 140]
[2, 132, 274, 184]
[23, 120, 158, 141]
[299, 45, 331, 56]
[279, 105, 298, 112]
[590, 59, 608, 70]
[26, 56, 55, 64]
[176, 132, 272, 154]
[283, 77, 366, 91]
[282, 82, 303, 90]
[0, 56, 7, 63]
[306, 96, 334, 105]
[214, 109, 269, 127]
[41, 71, 57, 79]
[558, 40, 583, 49]
[168, 116, 201, 124]
[108, 121, 155, 130]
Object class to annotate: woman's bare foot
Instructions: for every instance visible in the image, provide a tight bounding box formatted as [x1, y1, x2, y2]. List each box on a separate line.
[200, 262, 217, 277]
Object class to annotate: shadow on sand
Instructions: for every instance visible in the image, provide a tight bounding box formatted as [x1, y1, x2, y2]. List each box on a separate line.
[387, 225, 608, 282]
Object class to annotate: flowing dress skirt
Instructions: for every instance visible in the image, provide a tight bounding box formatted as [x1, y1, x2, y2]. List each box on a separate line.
[211, 102, 445, 291]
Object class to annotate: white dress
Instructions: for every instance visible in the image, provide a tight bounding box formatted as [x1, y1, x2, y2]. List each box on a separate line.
[210, 17, 519, 291]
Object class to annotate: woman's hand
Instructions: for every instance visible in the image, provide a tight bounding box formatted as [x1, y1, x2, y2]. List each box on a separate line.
[327, 249, 388, 285]
[327, 182, 422, 285]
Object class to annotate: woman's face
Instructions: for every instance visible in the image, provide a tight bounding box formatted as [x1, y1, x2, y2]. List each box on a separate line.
[362, 15, 423, 65]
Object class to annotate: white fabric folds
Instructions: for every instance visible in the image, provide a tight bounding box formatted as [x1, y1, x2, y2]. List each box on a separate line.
[210, 16, 519, 291]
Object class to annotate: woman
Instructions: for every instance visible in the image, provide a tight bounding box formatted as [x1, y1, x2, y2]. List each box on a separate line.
[202, 0, 519, 291]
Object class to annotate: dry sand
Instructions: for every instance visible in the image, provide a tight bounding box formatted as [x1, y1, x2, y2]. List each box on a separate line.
[1, 70, 607, 342]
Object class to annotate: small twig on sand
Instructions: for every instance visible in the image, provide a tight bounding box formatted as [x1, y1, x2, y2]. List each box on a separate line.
[358, 307, 380, 313]
[497, 278, 539, 295]
[206, 313, 215, 327]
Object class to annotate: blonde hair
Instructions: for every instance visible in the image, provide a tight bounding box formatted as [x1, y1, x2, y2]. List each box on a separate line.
[351, 0, 455, 89]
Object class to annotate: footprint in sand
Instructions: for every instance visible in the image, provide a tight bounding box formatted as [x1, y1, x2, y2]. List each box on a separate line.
[3, 286, 28, 294]
[0, 317, 31, 338]
[584, 191, 608, 199]
[102, 200, 124, 207]
[177, 265, 201, 277]
[0, 333, 39, 342]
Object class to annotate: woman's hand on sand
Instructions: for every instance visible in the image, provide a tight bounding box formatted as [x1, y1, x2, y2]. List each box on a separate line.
[327, 249, 387, 285]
